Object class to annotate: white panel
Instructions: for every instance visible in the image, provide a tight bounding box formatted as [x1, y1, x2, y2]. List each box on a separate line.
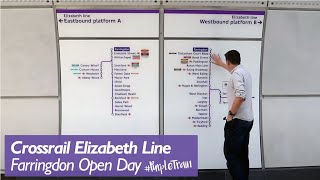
[57, 9, 159, 37]
[60, 40, 159, 135]
[164, 40, 262, 169]
[262, 10, 320, 95]
[1, 8, 58, 96]
[1, 98, 59, 170]
[164, 9, 265, 38]
[262, 97, 320, 167]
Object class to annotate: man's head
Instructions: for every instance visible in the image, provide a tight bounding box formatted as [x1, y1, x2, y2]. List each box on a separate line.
[225, 50, 241, 67]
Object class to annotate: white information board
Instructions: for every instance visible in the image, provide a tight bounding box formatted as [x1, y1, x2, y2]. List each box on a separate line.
[164, 10, 264, 38]
[57, 9, 159, 37]
[164, 40, 262, 169]
[60, 40, 159, 135]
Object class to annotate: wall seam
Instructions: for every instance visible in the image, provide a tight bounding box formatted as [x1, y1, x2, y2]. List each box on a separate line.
[52, 4, 62, 136]
[259, 7, 268, 170]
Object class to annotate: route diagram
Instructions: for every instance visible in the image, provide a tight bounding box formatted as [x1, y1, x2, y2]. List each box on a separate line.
[100, 48, 114, 115]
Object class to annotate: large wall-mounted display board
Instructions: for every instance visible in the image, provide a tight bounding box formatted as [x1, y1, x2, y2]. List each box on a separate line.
[60, 40, 159, 135]
[57, 9, 160, 135]
[164, 40, 262, 169]
[164, 9, 264, 169]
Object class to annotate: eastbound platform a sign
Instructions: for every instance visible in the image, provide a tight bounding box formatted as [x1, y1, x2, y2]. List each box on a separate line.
[57, 9, 159, 37]
[164, 9, 265, 38]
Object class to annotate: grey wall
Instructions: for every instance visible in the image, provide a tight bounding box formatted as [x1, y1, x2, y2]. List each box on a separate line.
[0, 8, 59, 170]
[262, 10, 320, 168]
[1, 8, 58, 96]
[262, 10, 320, 95]
[0, 99, 59, 169]
[262, 97, 320, 167]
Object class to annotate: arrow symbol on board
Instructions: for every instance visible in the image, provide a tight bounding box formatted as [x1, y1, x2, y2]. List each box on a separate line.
[258, 20, 262, 24]
[59, 19, 63, 23]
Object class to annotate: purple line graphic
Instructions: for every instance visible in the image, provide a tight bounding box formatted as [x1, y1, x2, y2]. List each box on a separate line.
[110, 48, 114, 115]
[165, 9, 265, 15]
[56, 9, 159, 14]
[210, 88, 228, 104]
[208, 49, 212, 126]
[111, 62, 114, 115]
[211, 88, 222, 94]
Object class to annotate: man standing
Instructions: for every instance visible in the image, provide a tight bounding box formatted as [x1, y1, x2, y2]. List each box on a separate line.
[212, 50, 254, 180]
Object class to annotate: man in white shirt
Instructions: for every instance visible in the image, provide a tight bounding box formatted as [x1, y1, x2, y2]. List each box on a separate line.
[212, 50, 254, 180]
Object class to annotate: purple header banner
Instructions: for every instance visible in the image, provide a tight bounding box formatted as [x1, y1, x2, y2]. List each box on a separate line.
[114, 47, 130, 51]
[56, 9, 159, 14]
[5, 135, 198, 177]
[164, 9, 265, 15]
[193, 47, 209, 52]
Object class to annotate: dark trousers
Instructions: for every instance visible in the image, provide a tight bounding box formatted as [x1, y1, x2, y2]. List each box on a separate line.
[224, 118, 254, 180]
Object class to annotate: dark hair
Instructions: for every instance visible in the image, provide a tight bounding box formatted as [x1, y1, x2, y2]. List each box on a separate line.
[225, 50, 241, 65]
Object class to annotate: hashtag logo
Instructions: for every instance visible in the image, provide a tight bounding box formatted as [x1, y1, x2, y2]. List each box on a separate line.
[144, 165, 150, 172]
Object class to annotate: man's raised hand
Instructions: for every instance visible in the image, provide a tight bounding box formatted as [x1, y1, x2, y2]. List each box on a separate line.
[211, 54, 224, 67]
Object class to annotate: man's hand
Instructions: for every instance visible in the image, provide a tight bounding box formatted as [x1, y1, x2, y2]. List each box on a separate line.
[227, 115, 233, 122]
[211, 54, 224, 66]
[212, 54, 228, 71]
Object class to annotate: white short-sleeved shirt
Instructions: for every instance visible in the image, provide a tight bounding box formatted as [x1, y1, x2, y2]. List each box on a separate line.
[227, 65, 254, 121]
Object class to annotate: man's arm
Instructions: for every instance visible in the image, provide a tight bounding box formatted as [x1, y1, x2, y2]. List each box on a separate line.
[227, 73, 246, 121]
[227, 97, 245, 121]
